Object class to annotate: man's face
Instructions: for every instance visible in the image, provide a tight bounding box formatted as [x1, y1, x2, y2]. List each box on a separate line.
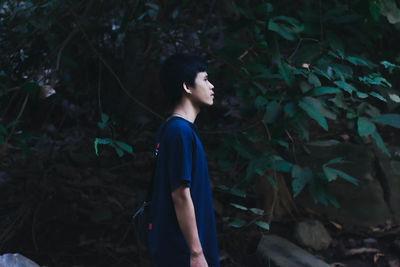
[190, 72, 215, 106]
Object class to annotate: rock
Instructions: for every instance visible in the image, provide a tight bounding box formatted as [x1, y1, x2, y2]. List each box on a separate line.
[256, 234, 330, 267]
[375, 146, 400, 223]
[294, 220, 332, 251]
[295, 143, 392, 228]
[0, 253, 40, 267]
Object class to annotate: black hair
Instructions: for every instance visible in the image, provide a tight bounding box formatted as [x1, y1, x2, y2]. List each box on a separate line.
[159, 53, 208, 106]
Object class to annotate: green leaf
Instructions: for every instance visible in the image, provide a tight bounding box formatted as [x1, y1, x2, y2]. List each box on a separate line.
[254, 221, 270, 230]
[334, 81, 356, 94]
[356, 91, 369, 99]
[114, 146, 124, 157]
[230, 203, 248, 211]
[215, 185, 229, 191]
[371, 130, 390, 157]
[299, 99, 328, 131]
[278, 61, 295, 87]
[253, 81, 267, 94]
[250, 208, 264, 215]
[101, 113, 109, 123]
[254, 96, 268, 111]
[274, 160, 292, 172]
[324, 157, 345, 166]
[357, 117, 376, 136]
[346, 56, 370, 67]
[381, 60, 400, 74]
[291, 165, 313, 197]
[369, 92, 387, 102]
[284, 103, 296, 117]
[266, 176, 278, 190]
[115, 140, 133, 154]
[313, 87, 341, 96]
[96, 138, 112, 144]
[303, 97, 337, 120]
[228, 219, 246, 228]
[268, 16, 303, 40]
[324, 167, 358, 185]
[230, 188, 246, 198]
[278, 141, 289, 149]
[94, 138, 112, 156]
[308, 73, 321, 87]
[264, 100, 281, 123]
[323, 166, 339, 182]
[97, 122, 107, 129]
[370, 114, 400, 128]
[329, 94, 348, 110]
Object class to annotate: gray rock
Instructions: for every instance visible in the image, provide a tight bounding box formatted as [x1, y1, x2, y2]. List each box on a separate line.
[294, 220, 332, 251]
[375, 146, 400, 223]
[295, 143, 392, 228]
[256, 234, 330, 267]
[0, 253, 40, 267]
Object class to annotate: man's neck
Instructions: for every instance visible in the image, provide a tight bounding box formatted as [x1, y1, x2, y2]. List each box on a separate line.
[172, 98, 199, 123]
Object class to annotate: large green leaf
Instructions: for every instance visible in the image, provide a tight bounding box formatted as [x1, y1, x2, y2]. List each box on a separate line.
[299, 100, 328, 130]
[278, 61, 295, 87]
[346, 56, 370, 67]
[228, 219, 246, 228]
[313, 87, 341, 96]
[323, 166, 358, 185]
[357, 117, 376, 136]
[291, 165, 313, 197]
[334, 81, 356, 94]
[254, 221, 270, 230]
[268, 16, 304, 40]
[230, 203, 248, 211]
[299, 96, 337, 130]
[370, 114, 400, 128]
[250, 208, 265, 215]
[308, 73, 321, 87]
[369, 92, 387, 102]
[115, 140, 133, 154]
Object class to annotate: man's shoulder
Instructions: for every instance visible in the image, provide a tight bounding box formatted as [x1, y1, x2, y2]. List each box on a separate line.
[164, 118, 195, 136]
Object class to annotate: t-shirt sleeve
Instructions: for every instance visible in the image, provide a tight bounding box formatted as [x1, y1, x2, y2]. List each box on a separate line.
[164, 125, 194, 191]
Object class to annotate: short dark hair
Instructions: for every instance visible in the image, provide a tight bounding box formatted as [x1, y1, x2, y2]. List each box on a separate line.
[159, 53, 208, 106]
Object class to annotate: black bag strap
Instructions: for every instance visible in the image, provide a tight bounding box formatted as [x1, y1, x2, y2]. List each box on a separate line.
[145, 116, 197, 201]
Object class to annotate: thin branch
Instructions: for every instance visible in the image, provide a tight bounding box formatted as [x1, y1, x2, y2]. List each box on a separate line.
[0, 93, 29, 153]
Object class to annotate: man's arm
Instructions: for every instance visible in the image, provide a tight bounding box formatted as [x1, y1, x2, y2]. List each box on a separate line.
[171, 185, 208, 267]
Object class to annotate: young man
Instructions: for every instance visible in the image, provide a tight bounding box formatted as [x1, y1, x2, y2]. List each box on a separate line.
[147, 54, 219, 267]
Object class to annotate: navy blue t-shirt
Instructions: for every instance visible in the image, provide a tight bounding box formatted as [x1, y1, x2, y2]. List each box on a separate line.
[148, 117, 219, 267]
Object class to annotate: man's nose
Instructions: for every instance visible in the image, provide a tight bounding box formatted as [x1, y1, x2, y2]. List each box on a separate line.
[209, 82, 214, 89]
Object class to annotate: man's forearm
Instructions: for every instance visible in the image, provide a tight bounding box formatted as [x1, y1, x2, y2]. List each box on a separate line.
[171, 185, 203, 255]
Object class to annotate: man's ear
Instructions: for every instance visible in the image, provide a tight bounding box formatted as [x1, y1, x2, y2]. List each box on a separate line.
[182, 82, 192, 94]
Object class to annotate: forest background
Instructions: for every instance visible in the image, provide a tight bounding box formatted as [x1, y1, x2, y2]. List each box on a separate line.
[1, 0, 400, 266]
